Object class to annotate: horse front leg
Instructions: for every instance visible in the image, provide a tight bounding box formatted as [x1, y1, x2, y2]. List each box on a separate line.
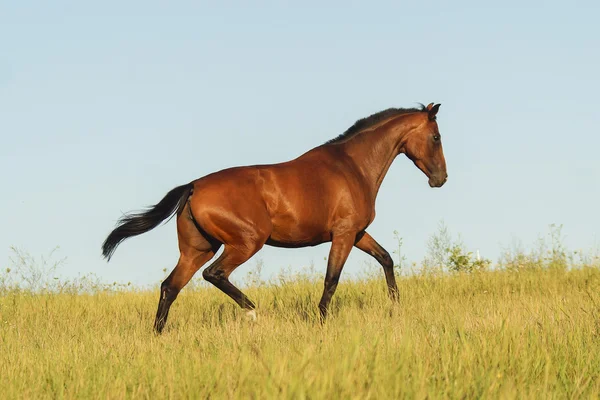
[354, 231, 399, 301]
[318, 232, 356, 321]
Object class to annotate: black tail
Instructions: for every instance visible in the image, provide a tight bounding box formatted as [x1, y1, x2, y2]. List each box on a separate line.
[102, 183, 193, 261]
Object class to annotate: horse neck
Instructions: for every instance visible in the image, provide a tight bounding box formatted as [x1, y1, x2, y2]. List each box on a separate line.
[340, 116, 417, 200]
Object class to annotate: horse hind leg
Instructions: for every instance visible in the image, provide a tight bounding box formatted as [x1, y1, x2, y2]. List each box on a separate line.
[153, 249, 216, 333]
[202, 243, 265, 321]
[154, 210, 221, 334]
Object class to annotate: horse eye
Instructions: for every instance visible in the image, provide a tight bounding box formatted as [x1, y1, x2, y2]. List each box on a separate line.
[433, 134, 441, 142]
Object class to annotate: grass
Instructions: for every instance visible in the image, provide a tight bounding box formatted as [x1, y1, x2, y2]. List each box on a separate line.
[1, 266, 600, 399]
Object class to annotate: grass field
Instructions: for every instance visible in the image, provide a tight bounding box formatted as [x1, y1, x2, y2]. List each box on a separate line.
[1, 265, 600, 399]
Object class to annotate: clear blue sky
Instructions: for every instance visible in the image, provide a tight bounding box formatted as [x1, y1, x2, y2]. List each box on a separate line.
[1, 1, 599, 287]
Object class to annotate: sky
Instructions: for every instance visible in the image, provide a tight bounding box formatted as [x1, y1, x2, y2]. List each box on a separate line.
[1, 1, 599, 288]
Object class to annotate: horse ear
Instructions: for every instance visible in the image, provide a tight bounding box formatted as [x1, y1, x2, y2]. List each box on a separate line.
[426, 103, 435, 111]
[428, 103, 441, 120]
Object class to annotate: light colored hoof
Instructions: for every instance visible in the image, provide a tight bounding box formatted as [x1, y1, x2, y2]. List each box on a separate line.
[245, 309, 257, 322]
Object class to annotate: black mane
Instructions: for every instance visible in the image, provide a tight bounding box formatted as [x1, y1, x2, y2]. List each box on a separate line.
[325, 104, 427, 145]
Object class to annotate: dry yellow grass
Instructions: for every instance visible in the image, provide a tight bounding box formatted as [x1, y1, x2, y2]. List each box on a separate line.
[1, 267, 599, 399]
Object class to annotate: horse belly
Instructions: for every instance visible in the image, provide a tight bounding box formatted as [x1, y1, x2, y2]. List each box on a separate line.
[266, 228, 331, 248]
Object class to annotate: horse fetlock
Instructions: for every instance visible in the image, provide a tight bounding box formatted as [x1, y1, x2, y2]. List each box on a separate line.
[388, 286, 400, 301]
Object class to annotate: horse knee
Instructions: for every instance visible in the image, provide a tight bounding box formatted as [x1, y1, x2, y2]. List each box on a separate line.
[160, 281, 180, 302]
[324, 274, 340, 290]
[380, 251, 394, 270]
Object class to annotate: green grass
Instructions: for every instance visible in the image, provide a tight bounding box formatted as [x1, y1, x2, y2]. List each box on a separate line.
[1, 267, 600, 399]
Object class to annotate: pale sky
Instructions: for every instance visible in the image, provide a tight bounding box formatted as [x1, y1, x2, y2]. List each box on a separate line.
[1, 1, 599, 287]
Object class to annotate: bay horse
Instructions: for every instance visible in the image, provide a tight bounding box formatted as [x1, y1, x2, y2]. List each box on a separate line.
[102, 103, 447, 333]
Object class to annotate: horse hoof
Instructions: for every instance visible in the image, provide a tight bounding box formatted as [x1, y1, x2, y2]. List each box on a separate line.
[245, 309, 257, 322]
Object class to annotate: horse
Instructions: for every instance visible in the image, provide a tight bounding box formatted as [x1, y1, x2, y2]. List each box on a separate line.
[102, 102, 448, 333]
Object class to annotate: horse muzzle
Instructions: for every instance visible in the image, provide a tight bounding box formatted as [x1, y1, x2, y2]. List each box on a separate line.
[428, 173, 448, 188]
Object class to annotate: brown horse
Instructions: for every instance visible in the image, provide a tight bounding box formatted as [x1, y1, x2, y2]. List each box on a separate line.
[102, 102, 447, 333]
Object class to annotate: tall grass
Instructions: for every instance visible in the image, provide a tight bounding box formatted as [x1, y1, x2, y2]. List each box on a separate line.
[1, 268, 599, 398]
[1, 225, 599, 398]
